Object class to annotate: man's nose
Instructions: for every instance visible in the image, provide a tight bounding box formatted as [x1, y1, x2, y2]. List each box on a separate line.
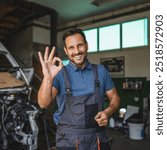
[73, 47, 80, 54]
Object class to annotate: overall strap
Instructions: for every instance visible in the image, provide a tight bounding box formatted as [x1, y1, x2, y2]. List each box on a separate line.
[92, 64, 100, 88]
[92, 64, 103, 111]
[62, 66, 71, 96]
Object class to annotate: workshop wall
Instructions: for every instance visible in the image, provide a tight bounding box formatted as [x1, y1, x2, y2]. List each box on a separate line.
[5, 5, 150, 113]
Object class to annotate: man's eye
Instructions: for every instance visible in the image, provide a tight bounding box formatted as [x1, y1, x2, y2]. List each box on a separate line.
[78, 44, 84, 49]
[69, 47, 74, 50]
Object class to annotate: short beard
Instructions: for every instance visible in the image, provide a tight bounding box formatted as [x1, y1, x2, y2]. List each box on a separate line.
[70, 54, 87, 68]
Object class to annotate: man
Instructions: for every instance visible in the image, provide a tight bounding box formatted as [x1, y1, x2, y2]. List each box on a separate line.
[38, 28, 120, 150]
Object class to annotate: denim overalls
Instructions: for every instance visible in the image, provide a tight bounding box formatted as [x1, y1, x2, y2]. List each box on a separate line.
[56, 65, 112, 150]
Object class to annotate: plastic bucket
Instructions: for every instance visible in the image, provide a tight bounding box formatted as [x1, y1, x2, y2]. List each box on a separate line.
[128, 123, 144, 140]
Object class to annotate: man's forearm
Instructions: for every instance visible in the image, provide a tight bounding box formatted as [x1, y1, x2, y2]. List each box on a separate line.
[104, 96, 120, 118]
[38, 77, 53, 108]
[104, 103, 118, 118]
[104, 88, 120, 118]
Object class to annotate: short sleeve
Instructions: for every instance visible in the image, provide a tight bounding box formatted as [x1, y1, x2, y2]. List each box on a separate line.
[98, 65, 115, 92]
[53, 74, 60, 90]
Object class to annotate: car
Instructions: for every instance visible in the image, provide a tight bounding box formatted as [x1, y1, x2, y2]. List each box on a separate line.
[0, 42, 39, 150]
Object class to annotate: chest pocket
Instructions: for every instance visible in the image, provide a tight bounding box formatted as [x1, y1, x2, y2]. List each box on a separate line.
[66, 94, 98, 128]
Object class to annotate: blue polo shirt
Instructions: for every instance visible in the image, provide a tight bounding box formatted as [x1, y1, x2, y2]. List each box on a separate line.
[53, 60, 115, 125]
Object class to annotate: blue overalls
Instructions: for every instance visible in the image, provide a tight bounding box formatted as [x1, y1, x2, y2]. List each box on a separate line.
[56, 65, 112, 150]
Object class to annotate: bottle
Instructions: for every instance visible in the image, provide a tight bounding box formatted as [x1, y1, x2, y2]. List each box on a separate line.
[125, 79, 128, 89]
[139, 81, 142, 89]
[123, 81, 126, 89]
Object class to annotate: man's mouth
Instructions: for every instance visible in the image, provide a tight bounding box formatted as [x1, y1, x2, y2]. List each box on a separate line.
[74, 55, 82, 60]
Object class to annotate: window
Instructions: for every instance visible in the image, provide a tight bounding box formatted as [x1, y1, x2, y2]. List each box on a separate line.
[83, 18, 148, 52]
[122, 18, 148, 48]
[99, 24, 120, 51]
[84, 29, 97, 52]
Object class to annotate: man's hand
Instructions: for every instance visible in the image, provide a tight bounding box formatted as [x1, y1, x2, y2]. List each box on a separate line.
[95, 111, 109, 127]
[38, 46, 63, 79]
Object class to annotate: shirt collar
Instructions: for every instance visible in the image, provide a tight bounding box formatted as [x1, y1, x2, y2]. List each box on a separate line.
[68, 59, 92, 71]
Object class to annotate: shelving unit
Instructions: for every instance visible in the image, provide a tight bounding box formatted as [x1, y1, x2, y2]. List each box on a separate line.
[104, 77, 150, 118]
[122, 79, 143, 91]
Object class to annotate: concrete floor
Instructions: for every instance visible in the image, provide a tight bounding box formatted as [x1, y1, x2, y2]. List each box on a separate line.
[107, 128, 150, 150]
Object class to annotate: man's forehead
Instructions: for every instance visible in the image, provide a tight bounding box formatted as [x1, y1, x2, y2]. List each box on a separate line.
[65, 34, 85, 46]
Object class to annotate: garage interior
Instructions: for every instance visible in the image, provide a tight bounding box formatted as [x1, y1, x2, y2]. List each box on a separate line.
[0, 0, 150, 150]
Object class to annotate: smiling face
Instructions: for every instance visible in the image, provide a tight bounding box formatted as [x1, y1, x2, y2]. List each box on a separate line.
[64, 33, 88, 68]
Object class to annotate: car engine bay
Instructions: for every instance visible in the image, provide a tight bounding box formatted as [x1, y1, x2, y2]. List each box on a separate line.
[0, 42, 39, 150]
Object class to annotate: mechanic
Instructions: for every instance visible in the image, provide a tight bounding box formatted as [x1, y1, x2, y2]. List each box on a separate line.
[38, 28, 120, 150]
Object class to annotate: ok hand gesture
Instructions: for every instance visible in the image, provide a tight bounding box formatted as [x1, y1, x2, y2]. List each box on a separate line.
[38, 46, 63, 80]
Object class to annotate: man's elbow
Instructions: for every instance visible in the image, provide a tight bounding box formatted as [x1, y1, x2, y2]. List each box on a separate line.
[38, 103, 48, 108]
[37, 96, 50, 108]
[115, 93, 120, 106]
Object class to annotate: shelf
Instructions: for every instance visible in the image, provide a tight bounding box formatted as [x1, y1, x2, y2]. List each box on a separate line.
[122, 87, 142, 91]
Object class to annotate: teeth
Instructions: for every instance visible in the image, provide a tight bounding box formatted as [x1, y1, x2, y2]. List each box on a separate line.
[75, 55, 82, 60]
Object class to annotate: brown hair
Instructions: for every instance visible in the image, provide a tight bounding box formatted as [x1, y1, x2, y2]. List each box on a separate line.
[62, 28, 87, 47]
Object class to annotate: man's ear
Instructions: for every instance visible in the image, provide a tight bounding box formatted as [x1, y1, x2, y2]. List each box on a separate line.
[64, 46, 68, 55]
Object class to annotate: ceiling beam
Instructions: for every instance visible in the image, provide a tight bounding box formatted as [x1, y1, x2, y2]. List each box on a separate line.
[0, 0, 58, 43]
